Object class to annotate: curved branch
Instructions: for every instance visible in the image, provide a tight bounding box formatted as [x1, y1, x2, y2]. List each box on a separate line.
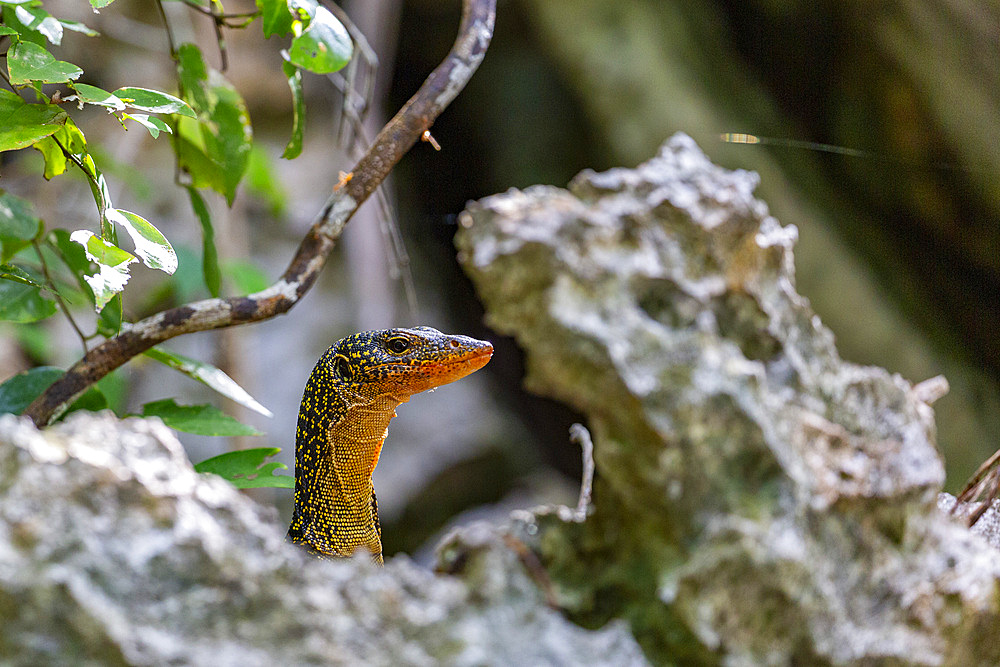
[25, 0, 496, 427]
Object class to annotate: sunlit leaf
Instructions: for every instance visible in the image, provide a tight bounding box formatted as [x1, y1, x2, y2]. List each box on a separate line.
[288, 5, 352, 74]
[14, 5, 63, 45]
[8, 41, 82, 84]
[194, 447, 294, 489]
[0, 88, 66, 152]
[123, 113, 171, 138]
[49, 228, 95, 300]
[33, 135, 67, 179]
[57, 116, 87, 153]
[144, 346, 273, 417]
[68, 83, 124, 110]
[33, 119, 86, 180]
[0, 191, 42, 263]
[256, 0, 292, 37]
[89, 0, 117, 8]
[70, 229, 136, 310]
[105, 208, 177, 274]
[112, 86, 196, 118]
[59, 20, 98, 37]
[96, 294, 122, 337]
[186, 187, 220, 297]
[141, 398, 263, 436]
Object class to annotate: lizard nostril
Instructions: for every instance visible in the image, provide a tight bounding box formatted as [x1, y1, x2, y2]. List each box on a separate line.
[449, 340, 460, 348]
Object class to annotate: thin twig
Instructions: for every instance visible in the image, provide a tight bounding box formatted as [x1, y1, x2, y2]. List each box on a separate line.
[180, 0, 259, 21]
[154, 0, 178, 59]
[25, 0, 496, 426]
[569, 423, 595, 520]
[33, 241, 88, 354]
[209, 0, 228, 72]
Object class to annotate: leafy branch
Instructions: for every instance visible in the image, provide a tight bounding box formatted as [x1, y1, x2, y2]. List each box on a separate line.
[23, 0, 497, 426]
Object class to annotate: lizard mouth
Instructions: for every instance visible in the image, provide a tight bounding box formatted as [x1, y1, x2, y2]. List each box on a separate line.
[393, 339, 493, 393]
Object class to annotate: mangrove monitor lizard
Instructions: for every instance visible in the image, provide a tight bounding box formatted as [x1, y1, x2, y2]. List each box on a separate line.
[286, 326, 493, 564]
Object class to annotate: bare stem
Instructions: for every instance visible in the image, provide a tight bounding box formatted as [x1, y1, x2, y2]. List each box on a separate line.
[25, 0, 496, 426]
[32, 241, 88, 355]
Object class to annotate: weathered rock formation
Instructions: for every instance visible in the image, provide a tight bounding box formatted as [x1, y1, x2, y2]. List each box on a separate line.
[0, 413, 644, 665]
[454, 134, 1000, 665]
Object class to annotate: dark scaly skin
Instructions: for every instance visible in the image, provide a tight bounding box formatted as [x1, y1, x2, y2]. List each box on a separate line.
[286, 326, 493, 565]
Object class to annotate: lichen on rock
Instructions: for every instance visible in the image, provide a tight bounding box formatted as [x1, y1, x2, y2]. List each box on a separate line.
[454, 133, 1000, 665]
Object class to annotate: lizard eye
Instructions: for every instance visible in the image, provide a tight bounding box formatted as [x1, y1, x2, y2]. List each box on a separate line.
[386, 337, 410, 354]
[334, 354, 352, 379]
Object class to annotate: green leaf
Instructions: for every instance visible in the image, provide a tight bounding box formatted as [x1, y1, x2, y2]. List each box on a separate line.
[0, 26, 18, 37]
[141, 398, 263, 436]
[288, 5, 352, 74]
[0, 88, 66, 152]
[187, 187, 220, 297]
[68, 83, 125, 111]
[222, 259, 269, 294]
[13, 5, 62, 45]
[96, 294, 122, 337]
[280, 59, 304, 159]
[143, 346, 273, 418]
[49, 228, 95, 298]
[70, 229, 136, 310]
[0, 263, 43, 288]
[8, 40, 83, 84]
[0, 366, 62, 415]
[112, 87, 196, 118]
[0, 280, 56, 322]
[65, 384, 108, 414]
[55, 117, 87, 154]
[33, 119, 86, 180]
[175, 117, 224, 194]
[176, 44, 253, 205]
[0, 191, 42, 263]
[246, 144, 288, 216]
[257, 0, 293, 37]
[33, 136, 67, 179]
[123, 113, 171, 138]
[194, 447, 294, 489]
[0, 366, 108, 417]
[89, 0, 117, 8]
[95, 368, 127, 414]
[105, 208, 177, 274]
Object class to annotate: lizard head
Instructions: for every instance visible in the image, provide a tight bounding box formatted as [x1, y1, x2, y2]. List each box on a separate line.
[327, 326, 493, 400]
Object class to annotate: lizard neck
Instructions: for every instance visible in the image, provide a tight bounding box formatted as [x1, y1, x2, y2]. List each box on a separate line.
[287, 359, 403, 562]
[326, 392, 401, 523]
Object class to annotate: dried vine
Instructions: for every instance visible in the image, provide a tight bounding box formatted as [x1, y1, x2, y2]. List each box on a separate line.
[25, 0, 496, 426]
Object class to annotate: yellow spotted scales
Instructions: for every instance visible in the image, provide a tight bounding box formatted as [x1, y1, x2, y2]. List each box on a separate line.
[286, 326, 493, 565]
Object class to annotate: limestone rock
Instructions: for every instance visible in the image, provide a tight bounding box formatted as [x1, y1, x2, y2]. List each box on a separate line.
[455, 134, 1000, 665]
[0, 412, 645, 666]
